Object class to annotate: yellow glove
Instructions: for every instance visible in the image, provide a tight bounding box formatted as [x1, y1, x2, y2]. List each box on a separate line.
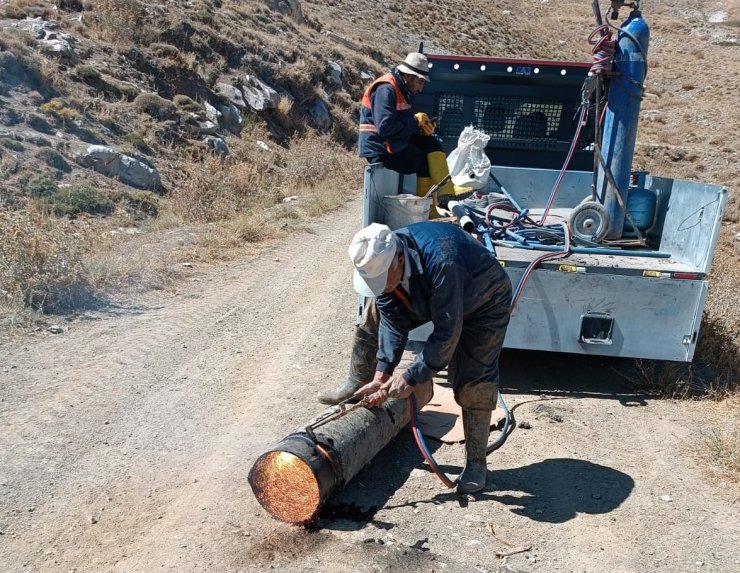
[415, 112, 436, 136]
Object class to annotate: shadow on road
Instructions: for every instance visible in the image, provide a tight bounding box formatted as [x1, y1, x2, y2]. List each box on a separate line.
[432, 457, 634, 523]
[317, 348, 644, 531]
[320, 428, 634, 530]
[501, 348, 652, 407]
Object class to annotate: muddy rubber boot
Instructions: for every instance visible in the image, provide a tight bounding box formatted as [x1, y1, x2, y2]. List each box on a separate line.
[318, 327, 378, 405]
[457, 409, 492, 494]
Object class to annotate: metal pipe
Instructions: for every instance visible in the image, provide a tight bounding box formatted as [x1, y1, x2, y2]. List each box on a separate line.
[448, 200, 475, 233]
[249, 382, 433, 524]
[494, 240, 671, 258]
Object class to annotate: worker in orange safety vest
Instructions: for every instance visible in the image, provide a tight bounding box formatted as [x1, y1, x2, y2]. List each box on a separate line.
[357, 52, 455, 204]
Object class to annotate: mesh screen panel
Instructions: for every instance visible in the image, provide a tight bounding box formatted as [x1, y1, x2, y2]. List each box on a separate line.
[434, 94, 465, 142]
[474, 95, 562, 149]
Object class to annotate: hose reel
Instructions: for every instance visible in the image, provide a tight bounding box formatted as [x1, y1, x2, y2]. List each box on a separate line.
[569, 200, 609, 242]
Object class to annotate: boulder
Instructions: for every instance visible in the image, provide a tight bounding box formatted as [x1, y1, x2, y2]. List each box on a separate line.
[242, 75, 280, 111]
[203, 136, 229, 157]
[78, 145, 162, 191]
[266, 0, 304, 23]
[19, 18, 77, 61]
[322, 30, 360, 51]
[308, 98, 331, 132]
[203, 101, 222, 124]
[327, 60, 343, 86]
[214, 82, 247, 110]
[182, 112, 218, 135]
[219, 102, 243, 133]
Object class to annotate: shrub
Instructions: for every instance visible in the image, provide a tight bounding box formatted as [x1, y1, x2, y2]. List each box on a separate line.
[0, 138, 24, 152]
[121, 190, 158, 219]
[150, 43, 181, 59]
[172, 94, 201, 113]
[27, 113, 56, 134]
[58, 0, 83, 11]
[72, 125, 104, 144]
[133, 93, 177, 120]
[73, 65, 102, 83]
[39, 98, 80, 124]
[28, 135, 52, 147]
[44, 185, 115, 217]
[20, 171, 57, 197]
[2, 1, 50, 19]
[35, 148, 71, 172]
[0, 210, 97, 313]
[124, 131, 151, 153]
[195, 10, 215, 25]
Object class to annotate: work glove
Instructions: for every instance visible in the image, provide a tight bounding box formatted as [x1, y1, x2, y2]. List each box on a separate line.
[415, 112, 436, 136]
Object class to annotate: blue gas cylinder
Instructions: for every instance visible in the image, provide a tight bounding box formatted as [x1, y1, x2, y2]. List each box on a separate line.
[623, 172, 656, 234]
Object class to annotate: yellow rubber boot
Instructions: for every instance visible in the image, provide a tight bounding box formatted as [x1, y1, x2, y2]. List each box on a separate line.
[426, 151, 455, 218]
[416, 177, 438, 221]
[416, 176, 433, 198]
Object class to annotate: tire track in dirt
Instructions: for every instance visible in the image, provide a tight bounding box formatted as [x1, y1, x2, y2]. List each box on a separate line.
[0, 201, 363, 572]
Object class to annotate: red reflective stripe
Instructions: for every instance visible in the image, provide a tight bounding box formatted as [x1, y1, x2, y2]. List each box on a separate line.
[393, 287, 412, 308]
[359, 124, 378, 132]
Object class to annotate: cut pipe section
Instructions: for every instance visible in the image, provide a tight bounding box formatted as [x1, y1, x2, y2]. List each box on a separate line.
[249, 383, 433, 524]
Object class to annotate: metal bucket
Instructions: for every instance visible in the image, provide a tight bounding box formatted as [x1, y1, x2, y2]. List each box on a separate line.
[383, 194, 432, 230]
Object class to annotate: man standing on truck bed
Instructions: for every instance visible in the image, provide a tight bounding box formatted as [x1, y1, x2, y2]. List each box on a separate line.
[358, 52, 455, 204]
[347, 221, 512, 493]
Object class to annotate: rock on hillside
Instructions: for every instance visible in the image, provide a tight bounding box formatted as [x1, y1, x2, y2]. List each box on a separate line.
[0, 0, 737, 220]
[0, 0, 389, 202]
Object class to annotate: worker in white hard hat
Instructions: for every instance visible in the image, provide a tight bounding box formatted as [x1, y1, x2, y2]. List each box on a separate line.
[344, 221, 511, 494]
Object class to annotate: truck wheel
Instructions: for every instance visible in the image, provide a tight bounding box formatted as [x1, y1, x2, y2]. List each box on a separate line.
[569, 201, 609, 242]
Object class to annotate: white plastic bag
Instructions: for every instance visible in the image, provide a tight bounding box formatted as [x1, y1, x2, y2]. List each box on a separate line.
[446, 125, 491, 189]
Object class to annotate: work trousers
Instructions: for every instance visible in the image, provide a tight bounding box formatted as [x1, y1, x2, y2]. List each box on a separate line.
[362, 273, 512, 411]
[371, 134, 443, 177]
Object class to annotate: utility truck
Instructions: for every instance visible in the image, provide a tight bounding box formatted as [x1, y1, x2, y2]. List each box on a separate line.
[361, 1, 729, 362]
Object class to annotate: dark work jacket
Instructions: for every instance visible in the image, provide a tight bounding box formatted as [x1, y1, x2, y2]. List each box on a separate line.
[375, 222, 510, 385]
[358, 69, 420, 158]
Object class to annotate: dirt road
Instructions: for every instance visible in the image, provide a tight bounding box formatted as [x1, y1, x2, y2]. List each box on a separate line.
[1, 201, 738, 573]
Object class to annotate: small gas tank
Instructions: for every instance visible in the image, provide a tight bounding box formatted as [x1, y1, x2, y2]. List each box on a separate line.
[623, 172, 656, 235]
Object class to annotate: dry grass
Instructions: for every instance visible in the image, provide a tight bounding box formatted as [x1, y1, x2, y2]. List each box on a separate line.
[168, 132, 362, 259]
[695, 428, 740, 484]
[39, 98, 80, 124]
[690, 393, 740, 484]
[85, 0, 161, 45]
[0, 209, 99, 313]
[1, 0, 53, 19]
[83, 230, 185, 294]
[624, 308, 739, 400]
[0, 0, 737, 413]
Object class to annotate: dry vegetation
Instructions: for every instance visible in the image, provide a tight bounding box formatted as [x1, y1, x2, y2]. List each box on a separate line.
[0, 0, 738, 471]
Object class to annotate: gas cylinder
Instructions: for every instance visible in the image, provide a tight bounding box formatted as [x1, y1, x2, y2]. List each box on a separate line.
[596, 8, 650, 239]
[623, 171, 656, 235]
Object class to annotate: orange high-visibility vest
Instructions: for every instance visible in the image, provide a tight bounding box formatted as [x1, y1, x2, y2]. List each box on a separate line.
[358, 73, 412, 156]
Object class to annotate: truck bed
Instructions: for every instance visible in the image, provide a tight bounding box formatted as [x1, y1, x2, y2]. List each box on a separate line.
[362, 163, 728, 361]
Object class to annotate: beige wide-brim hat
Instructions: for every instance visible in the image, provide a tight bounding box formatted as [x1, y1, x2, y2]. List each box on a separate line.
[348, 223, 398, 297]
[397, 52, 431, 82]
